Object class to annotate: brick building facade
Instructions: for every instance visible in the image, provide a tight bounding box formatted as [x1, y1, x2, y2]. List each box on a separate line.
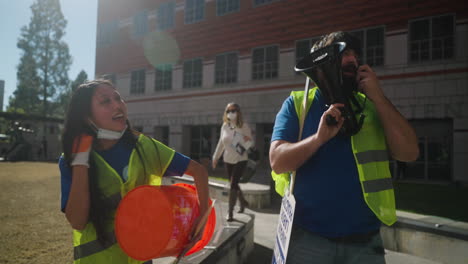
[95, 0, 468, 183]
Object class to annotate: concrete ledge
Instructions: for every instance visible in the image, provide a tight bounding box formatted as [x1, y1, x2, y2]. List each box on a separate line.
[381, 211, 468, 264]
[164, 175, 271, 209]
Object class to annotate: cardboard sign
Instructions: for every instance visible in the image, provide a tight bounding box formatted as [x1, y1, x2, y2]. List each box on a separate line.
[272, 191, 296, 264]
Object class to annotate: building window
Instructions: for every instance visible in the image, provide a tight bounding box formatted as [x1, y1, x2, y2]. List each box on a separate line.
[252, 45, 279, 80]
[295, 38, 319, 74]
[254, 0, 279, 7]
[216, 0, 239, 16]
[394, 119, 453, 181]
[155, 64, 172, 91]
[215, 52, 238, 84]
[409, 14, 454, 62]
[157, 2, 175, 30]
[154, 126, 169, 145]
[130, 69, 146, 94]
[133, 10, 148, 37]
[351, 27, 385, 66]
[98, 21, 118, 46]
[183, 58, 203, 88]
[185, 0, 204, 24]
[190, 125, 213, 161]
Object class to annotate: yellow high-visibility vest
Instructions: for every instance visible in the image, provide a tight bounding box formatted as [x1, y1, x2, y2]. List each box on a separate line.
[271, 87, 396, 226]
[72, 134, 175, 263]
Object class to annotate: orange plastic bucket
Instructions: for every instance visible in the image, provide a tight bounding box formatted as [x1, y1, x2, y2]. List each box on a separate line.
[115, 183, 216, 261]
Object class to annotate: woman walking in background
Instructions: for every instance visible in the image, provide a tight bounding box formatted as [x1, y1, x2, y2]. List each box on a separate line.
[212, 102, 253, 221]
[59, 79, 210, 263]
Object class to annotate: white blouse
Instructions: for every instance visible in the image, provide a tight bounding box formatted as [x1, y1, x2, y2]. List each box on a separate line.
[212, 122, 253, 165]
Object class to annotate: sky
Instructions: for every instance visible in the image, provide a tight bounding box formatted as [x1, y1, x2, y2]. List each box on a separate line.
[0, 0, 98, 111]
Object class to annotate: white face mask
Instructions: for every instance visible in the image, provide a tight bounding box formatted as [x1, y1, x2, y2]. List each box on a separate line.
[227, 112, 237, 121]
[89, 120, 127, 140]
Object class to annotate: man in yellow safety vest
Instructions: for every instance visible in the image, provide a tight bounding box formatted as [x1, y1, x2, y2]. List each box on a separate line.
[270, 31, 419, 264]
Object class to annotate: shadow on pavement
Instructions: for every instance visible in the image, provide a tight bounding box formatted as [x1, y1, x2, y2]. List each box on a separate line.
[245, 243, 273, 264]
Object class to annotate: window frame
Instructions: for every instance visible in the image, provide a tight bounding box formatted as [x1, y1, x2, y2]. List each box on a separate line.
[157, 2, 175, 31]
[408, 14, 455, 63]
[185, 0, 205, 24]
[133, 10, 149, 37]
[295, 37, 320, 74]
[183, 58, 203, 89]
[350, 26, 385, 67]
[216, 0, 240, 16]
[154, 64, 173, 91]
[130, 69, 146, 95]
[98, 21, 118, 46]
[153, 126, 170, 145]
[251, 45, 279, 81]
[215, 51, 239, 85]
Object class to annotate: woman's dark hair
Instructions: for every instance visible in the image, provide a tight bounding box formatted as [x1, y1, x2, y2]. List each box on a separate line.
[61, 79, 145, 245]
[63, 79, 107, 164]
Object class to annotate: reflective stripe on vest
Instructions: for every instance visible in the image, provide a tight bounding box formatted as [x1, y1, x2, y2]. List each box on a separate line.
[362, 178, 393, 193]
[72, 134, 175, 263]
[285, 88, 397, 226]
[74, 232, 116, 260]
[356, 150, 388, 164]
[101, 192, 122, 210]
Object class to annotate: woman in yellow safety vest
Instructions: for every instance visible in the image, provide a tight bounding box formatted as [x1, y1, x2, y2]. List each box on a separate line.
[59, 79, 210, 264]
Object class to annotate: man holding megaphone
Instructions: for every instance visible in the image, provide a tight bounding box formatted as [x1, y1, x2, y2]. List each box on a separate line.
[270, 31, 419, 264]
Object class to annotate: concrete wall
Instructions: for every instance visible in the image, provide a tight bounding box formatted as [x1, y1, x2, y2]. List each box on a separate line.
[381, 224, 468, 264]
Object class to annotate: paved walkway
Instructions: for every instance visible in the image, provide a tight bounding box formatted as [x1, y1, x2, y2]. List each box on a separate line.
[243, 199, 442, 264]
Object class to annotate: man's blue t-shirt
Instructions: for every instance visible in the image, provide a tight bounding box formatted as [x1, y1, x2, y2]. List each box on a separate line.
[59, 139, 190, 212]
[271, 89, 380, 238]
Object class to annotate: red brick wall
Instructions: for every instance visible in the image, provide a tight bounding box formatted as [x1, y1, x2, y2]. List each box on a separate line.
[95, 0, 467, 75]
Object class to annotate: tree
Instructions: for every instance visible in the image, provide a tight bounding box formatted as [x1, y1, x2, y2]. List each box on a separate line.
[71, 70, 89, 93]
[7, 52, 41, 114]
[54, 70, 88, 115]
[12, 0, 72, 117]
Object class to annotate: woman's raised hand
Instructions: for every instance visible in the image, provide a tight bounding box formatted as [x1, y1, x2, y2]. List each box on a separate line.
[71, 134, 93, 168]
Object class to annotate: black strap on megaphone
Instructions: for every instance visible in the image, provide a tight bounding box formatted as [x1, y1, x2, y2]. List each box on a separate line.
[295, 42, 367, 137]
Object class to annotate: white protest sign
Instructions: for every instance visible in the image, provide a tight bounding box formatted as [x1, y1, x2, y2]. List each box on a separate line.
[272, 190, 295, 264]
[272, 67, 309, 264]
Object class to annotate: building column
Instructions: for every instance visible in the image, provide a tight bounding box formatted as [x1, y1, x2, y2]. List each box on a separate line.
[169, 124, 184, 153]
[453, 118, 468, 183]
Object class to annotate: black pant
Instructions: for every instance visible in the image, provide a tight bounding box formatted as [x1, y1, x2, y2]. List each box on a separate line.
[225, 160, 247, 190]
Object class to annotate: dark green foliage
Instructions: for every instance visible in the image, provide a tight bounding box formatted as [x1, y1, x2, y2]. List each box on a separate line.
[55, 70, 88, 114]
[11, 0, 72, 118]
[394, 182, 468, 222]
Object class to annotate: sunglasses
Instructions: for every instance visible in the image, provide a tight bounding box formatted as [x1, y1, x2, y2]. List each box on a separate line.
[226, 109, 238, 113]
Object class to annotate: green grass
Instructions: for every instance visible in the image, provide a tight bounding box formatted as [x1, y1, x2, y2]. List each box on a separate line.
[394, 182, 468, 222]
[209, 176, 229, 182]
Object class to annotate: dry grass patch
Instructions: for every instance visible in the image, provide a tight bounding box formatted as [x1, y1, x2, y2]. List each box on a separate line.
[0, 162, 73, 264]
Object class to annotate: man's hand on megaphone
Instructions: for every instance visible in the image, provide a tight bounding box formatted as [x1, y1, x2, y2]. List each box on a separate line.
[357, 64, 384, 103]
[317, 104, 344, 142]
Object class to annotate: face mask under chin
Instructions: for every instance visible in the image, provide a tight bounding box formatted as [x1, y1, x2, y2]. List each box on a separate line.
[89, 120, 127, 140]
